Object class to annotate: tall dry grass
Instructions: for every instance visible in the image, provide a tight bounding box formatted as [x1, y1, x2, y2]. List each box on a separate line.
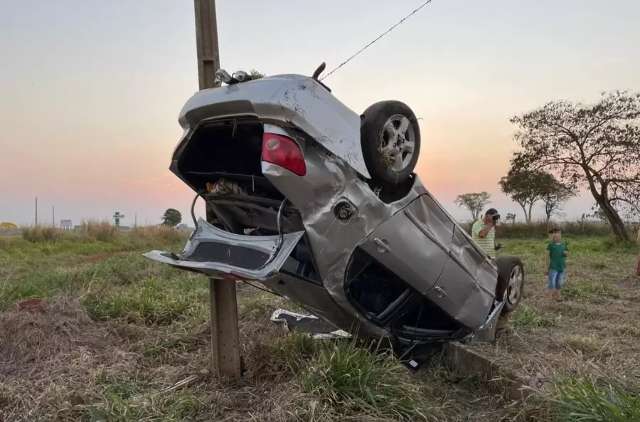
[130, 225, 185, 243]
[78, 221, 118, 242]
[21, 221, 117, 243]
[17, 222, 186, 246]
[22, 226, 62, 242]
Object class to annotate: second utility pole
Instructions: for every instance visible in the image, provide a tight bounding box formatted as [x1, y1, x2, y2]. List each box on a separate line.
[193, 0, 242, 381]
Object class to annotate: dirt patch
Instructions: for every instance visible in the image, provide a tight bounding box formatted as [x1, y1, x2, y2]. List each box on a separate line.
[0, 299, 136, 421]
[0, 298, 116, 376]
[14, 298, 48, 313]
[471, 289, 640, 394]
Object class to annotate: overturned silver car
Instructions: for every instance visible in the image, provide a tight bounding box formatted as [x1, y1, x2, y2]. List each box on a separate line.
[145, 67, 525, 348]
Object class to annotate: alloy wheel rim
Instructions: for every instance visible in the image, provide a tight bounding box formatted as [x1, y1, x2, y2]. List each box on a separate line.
[379, 114, 416, 172]
[507, 265, 523, 304]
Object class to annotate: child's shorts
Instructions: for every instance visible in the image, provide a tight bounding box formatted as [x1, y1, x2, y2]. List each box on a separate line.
[548, 270, 566, 290]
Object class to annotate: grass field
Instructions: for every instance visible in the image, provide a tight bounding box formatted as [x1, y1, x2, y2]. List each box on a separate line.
[0, 227, 638, 421]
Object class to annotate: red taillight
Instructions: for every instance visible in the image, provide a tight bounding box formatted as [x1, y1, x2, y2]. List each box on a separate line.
[261, 133, 307, 176]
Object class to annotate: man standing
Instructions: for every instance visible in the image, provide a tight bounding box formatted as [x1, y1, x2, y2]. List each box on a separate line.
[472, 208, 500, 258]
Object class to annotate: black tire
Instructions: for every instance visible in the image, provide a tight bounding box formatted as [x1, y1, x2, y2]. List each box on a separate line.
[495, 256, 525, 313]
[361, 101, 421, 186]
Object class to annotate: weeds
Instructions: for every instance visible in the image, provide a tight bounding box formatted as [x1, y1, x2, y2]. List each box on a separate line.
[565, 335, 602, 355]
[267, 334, 437, 420]
[239, 292, 279, 321]
[300, 339, 432, 421]
[0, 228, 187, 311]
[495, 222, 614, 239]
[83, 390, 204, 422]
[0, 265, 88, 310]
[142, 334, 202, 361]
[511, 305, 556, 328]
[130, 225, 185, 244]
[555, 378, 640, 421]
[22, 226, 62, 242]
[459, 222, 616, 239]
[21, 222, 116, 243]
[82, 278, 207, 325]
[613, 325, 640, 338]
[96, 372, 142, 400]
[1, 231, 638, 420]
[271, 333, 319, 373]
[563, 281, 620, 302]
[79, 221, 118, 242]
[13, 222, 186, 248]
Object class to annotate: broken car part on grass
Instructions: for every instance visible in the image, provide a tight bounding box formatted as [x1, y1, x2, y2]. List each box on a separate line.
[145, 65, 525, 352]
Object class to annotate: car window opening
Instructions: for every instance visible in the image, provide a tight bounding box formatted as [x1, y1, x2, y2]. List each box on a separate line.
[345, 249, 464, 337]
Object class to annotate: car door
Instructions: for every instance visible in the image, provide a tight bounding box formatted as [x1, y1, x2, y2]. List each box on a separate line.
[428, 225, 497, 329]
[144, 218, 304, 281]
[359, 194, 454, 295]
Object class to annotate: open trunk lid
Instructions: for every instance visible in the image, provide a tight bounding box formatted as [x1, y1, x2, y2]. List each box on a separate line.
[144, 218, 304, 280]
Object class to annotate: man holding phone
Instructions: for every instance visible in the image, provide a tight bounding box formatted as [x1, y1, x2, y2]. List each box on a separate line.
[471, 208, 501, 258]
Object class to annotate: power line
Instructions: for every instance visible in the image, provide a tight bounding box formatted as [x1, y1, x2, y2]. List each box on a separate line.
[321, 0, 434, 80]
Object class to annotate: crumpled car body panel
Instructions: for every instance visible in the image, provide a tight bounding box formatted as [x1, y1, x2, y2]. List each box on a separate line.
[176, 74, 370, 178]
[146, 74, 505, 344]
[262, 153, 497, 332]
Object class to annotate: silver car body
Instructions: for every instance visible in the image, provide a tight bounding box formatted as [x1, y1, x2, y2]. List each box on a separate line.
[177, 74, 370, 178]
[146, 74, 502, 343]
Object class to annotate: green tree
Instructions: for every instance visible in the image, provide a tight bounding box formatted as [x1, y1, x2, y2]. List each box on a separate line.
[541, 176, 575, 223]
[455, 192, 491, 221]
[162, 208, 182, 227]
[499, 169, 551, 223]
[510, 91, 640, 241]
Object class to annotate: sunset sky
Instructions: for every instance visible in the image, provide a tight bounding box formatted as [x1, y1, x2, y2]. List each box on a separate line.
[1, 0, 639, 226]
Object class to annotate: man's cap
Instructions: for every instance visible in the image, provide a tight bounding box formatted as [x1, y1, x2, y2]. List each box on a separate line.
[485, 208, 499, 216]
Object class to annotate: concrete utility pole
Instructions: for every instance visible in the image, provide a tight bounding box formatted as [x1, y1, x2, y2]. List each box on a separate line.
[194, 0, 221, 91]
[193, 0, 242, 381]
[35, 197, 38, 226]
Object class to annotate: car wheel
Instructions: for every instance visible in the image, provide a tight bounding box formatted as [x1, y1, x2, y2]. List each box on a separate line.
[495, 256, 524, 313]
[361, 101, 421, 186]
